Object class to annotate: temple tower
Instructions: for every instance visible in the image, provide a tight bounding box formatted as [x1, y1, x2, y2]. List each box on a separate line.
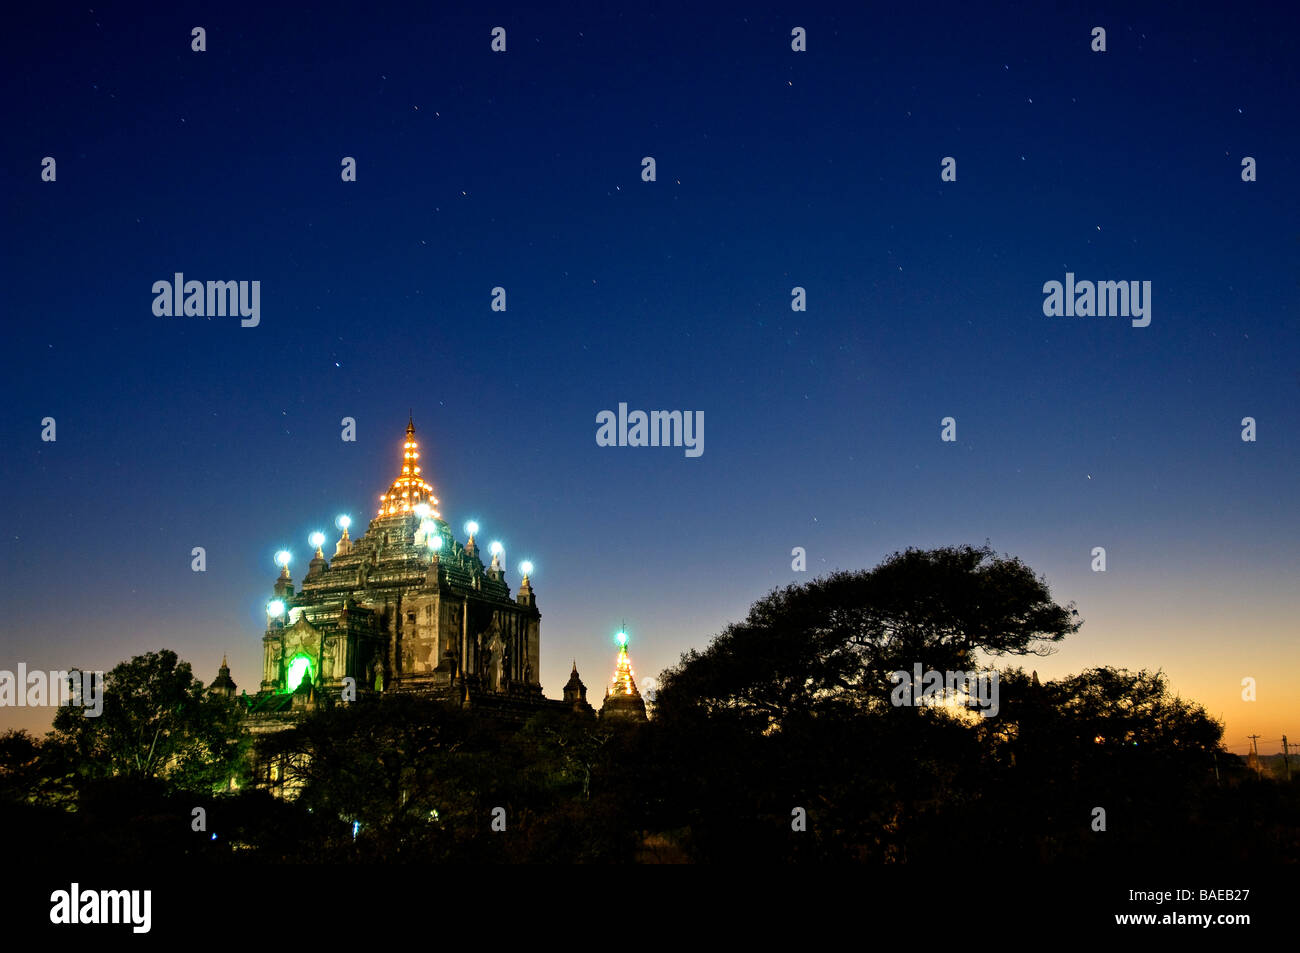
[599, 628, 648, 722]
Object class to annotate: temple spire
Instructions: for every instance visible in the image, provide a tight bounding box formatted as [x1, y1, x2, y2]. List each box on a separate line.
[599, 626, 648, 722]
[609, 630, 640, 700]
[335, 516, 353, 556]
[563, 660, 592, 713]
[378, 415, 440, 517]
[210, 655, 237, 699]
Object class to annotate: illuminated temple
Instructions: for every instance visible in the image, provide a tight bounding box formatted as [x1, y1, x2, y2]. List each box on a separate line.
[242, 416, 568, 727]
[599, 628, 648, 721]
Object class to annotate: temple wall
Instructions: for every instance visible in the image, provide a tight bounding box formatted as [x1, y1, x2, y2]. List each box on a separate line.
[526, 617, 540, 687]
[399, 591, 442, 674]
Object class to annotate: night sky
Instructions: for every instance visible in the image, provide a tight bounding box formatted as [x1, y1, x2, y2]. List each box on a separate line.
[3, 1, 1296, 754]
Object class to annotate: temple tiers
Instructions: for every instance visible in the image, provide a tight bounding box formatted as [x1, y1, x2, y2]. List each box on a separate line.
[244, 417, 543, 724]
[215, 417, 654, 797]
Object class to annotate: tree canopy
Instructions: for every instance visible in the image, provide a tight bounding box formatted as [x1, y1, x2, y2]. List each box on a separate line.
[655, 544, 1081, 730]
[3, 549, 1291, 864]
[51, 649, 246, 792]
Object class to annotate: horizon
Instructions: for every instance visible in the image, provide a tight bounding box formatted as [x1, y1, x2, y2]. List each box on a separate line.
[1, 409, 1292, 754]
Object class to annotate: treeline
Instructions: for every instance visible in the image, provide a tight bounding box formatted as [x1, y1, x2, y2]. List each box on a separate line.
[2, 545, 1296, 863]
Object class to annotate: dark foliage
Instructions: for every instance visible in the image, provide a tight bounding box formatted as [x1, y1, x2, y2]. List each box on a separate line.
[4, 547, 1295, 862]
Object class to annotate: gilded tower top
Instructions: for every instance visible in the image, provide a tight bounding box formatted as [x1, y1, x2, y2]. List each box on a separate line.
[608, 630, 641, 700]
[378, 416, 440, 517]
[599, 628, 648, 721]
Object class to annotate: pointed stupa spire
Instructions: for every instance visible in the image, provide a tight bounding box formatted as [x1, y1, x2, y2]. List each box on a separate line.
[335, 515, 353, 556]
[599, 625, 647, 720]
[377, 415, 441, 517]
[307, 531, 328, 577]
[609, 630, 640, 699]
[563, 659, 592, 712]
[210, 655, 237, 698]
[273, 551, 293, 598]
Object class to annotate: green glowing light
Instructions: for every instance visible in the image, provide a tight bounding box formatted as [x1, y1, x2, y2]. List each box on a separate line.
[285, 654, 314, 692]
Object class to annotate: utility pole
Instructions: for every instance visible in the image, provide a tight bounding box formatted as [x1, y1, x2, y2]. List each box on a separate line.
[1248, 734, 1263, 777]
[1283, 735, 1292, 782]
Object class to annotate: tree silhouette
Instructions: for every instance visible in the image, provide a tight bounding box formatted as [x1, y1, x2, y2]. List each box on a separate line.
[655, 544, 1081, 731]
[50, 649, 246, 792]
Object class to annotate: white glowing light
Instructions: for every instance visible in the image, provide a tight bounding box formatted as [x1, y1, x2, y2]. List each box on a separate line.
[489, 541, 503, 556]
[519, 560, 534, 576]
[309, 531, 326, 548]
[337, 515, 351, 530]
[267, 600, 285, 618]
[285, 655, 311, 691]
[464, 520, 479, 537]
[275, 551, 291, 568]
[428, 535, 443, 552]
[414, 503, 431, 519]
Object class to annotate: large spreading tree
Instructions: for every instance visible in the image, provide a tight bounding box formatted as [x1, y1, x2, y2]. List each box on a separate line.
[51, 649, 247, 792]
[655, 543, 1082, 730]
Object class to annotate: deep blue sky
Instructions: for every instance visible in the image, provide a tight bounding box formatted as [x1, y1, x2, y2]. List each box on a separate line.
[3, 1, 1297, 750]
